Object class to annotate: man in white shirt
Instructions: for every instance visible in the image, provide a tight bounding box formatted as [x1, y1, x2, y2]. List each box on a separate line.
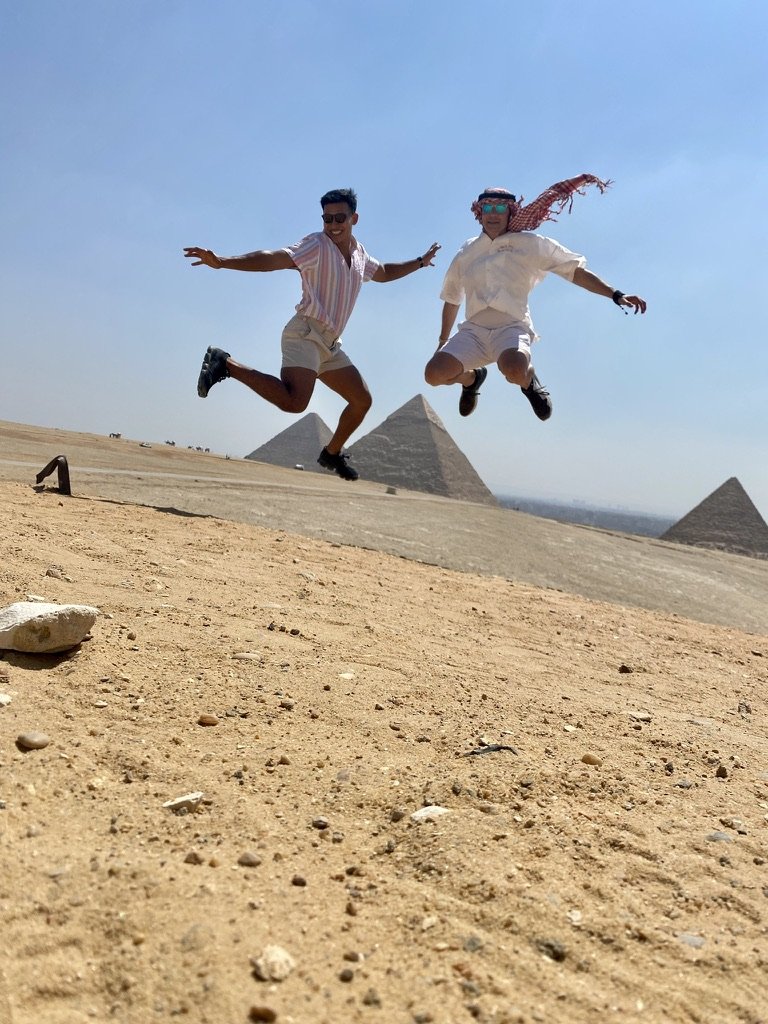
[185, 188, 439, 480]
[424, 182, 646, 421]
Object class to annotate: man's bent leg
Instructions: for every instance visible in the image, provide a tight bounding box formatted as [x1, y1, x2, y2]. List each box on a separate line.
[319, 364, 372, 453]
[425, 351, 489, 418]
[227, 360, 318, 413]
[314, 364, 372, 481]
[497, 347, 531, 386]
[498, 348, 552, 421]
[424, 351, 476, 388]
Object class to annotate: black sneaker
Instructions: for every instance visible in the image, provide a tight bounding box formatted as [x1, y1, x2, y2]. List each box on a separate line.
[317, 447, 359, 481]
[458, 366, 488, 417]
[521, 373, 552, 421]
[197, 346, 231, 398]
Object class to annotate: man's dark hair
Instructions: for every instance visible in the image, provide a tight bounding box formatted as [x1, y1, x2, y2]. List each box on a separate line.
[320, 188, 358, 212]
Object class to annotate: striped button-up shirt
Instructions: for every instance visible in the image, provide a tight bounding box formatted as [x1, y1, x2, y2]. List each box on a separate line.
[284, 232, 381, 338]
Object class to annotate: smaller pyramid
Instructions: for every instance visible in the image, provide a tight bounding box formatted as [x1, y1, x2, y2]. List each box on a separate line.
[348, 394, 497, 505]
[660, 477, 768, 558]
[246, 413, 332, 473]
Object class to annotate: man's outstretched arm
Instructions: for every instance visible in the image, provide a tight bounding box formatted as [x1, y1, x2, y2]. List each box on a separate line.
[183, 247, 297, 272]
[372, 242, 441, 283]
[571, 267, 647, 314]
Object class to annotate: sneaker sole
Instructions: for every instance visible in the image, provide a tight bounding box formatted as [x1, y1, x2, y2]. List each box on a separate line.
[197, 348, 229, 398]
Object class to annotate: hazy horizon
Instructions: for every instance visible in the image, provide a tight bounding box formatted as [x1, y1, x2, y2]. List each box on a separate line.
[1, 412, 744, 524]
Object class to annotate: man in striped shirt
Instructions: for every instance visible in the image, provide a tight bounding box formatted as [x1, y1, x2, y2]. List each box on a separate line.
[184, 188, 439, 480]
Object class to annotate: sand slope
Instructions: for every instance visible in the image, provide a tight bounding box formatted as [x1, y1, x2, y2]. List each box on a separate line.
[1, 423, 767, 1024]
[2, 419, 767, 636]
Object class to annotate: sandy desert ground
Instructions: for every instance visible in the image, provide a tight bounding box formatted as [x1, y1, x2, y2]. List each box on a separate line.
[1, 421, 767, 1024]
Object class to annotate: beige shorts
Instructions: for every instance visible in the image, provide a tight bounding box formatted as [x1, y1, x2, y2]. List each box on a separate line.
[442, 320, 532, 372]
[281, 313, 352, 374]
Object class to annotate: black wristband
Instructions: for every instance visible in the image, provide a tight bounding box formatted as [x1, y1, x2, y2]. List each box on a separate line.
[612, 290, 625, 305]
[417, 256, 424, 269]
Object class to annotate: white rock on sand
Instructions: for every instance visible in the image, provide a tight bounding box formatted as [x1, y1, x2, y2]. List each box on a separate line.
[0, 601, 99, 653]
[250, 945, 296, 982]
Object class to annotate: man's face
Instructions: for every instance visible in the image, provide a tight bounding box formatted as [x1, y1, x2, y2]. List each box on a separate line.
[321, 202, 358, 249]
[480, 199, 511, 239]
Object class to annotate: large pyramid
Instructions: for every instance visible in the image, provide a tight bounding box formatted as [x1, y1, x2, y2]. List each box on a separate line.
[246, 412, 333, 473]
[660, 477, 768, 558]
[347, 394, 497, 505]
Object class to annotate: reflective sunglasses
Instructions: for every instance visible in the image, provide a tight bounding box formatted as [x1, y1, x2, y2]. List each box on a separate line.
[481, 202, 510, 214]
[322, 212, 350, 224]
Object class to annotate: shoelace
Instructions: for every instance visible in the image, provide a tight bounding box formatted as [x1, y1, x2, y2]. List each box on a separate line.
[323, 450, 351, 466]
[465, 369, 485, 393]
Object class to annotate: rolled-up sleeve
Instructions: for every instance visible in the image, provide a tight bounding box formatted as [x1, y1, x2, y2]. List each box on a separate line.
[538, 235, 586, 281]
[283, 234, 320, 272]
[362, 249, 381, 282]
[440, 252, 465, 305]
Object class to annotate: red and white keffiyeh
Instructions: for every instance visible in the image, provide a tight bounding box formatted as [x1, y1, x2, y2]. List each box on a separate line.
[471, 174, 612, 233]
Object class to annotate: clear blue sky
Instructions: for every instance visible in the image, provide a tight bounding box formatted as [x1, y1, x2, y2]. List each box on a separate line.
[2, 0, 767, 516]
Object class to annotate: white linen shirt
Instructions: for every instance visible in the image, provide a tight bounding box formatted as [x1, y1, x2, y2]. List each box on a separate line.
[440, 231, 586, 339]
[284, 232, 381, 339]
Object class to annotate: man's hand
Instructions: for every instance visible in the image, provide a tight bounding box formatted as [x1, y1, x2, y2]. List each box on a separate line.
[618, 294, 647, 314]
[373, 242, 442, 283]
[421, 241, 441, 267]
[183, 247, 222, 269]
[572, 269, 647, 314]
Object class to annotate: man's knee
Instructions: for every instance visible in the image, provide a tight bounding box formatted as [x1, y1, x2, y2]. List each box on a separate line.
[424, 359, 450, 387]
[281, 393, 312, 414]
[350, 389, 373, 415]
[500, 367, 528, 386]
[425, 348, 467, 387]
[497, 349, 530, 385]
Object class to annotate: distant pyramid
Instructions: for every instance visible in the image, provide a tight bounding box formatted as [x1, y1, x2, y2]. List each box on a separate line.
[347, 394, 497, 505]
[660, 477, 768, 558]
[246, 412, 333, 473]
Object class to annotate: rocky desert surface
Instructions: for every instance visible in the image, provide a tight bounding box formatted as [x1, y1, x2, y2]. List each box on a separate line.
[1, 420, 766, 1024]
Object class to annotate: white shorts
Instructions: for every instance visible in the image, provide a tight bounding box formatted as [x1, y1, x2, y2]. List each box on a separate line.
[281, 314, 352, 374]
[441, 320, 532, 372]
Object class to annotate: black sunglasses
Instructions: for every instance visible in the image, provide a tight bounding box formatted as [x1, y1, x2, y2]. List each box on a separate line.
[322, 212, 350, 224]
